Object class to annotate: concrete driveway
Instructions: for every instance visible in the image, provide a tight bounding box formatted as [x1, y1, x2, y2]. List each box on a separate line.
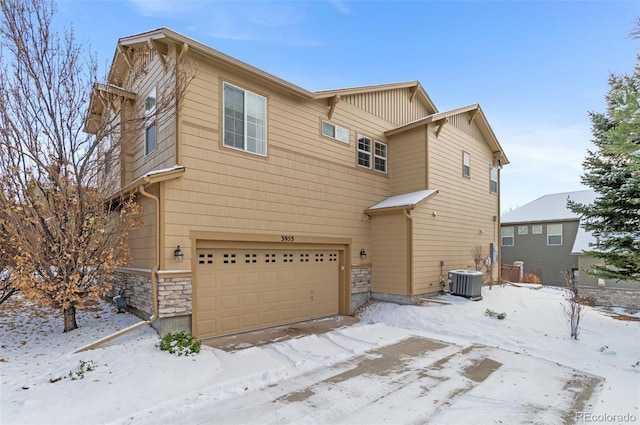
[191, 317, 602, 424]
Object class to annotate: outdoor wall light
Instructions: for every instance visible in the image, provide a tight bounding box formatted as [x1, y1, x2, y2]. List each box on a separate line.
[360, 249, 367, 260]
[174, 245, 184, 263]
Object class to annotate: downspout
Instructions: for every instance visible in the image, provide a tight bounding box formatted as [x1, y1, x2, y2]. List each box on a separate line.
[74, 182, 160, 353]
[404, 208, 413, 297]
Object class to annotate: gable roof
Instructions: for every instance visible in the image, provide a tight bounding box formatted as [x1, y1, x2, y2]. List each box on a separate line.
[385, 104, 509, 166]
[365, 189, 439, 214]
[501, 189, 597, 224]
[111, 27, 315, 100]
[315, 81, 438, 116]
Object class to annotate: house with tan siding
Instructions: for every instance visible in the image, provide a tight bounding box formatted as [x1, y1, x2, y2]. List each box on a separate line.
[87, 28, 509, 340]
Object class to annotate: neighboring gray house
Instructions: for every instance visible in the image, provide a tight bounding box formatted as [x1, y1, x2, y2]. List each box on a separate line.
[500, 190, 597, 286]
[502, 190, 639, 309]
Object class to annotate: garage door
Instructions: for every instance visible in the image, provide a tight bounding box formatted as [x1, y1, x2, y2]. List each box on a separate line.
[194, 247, 340, 339]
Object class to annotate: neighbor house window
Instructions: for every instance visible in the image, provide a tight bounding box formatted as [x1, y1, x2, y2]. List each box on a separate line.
[547, 223, 563, 245]
[322, 120, 349, 143]
[518, 225, 528, 235]
[463, 152, 471, 177]
[501, 226, 514, 246]
[144, 87, 156, 155]
[374, 141, 387, 173]
[532, 225, 542, 234]
[490, 167, 498, 193]
[223, 82, 267, 156]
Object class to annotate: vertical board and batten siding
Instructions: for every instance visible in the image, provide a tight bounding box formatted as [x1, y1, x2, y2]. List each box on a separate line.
[370, 213, 408, 295]
[341, 88, 432, 127]
[410, 116, 500, 293]
[501, 220, 580, 286]
[388, 126, 428, 195]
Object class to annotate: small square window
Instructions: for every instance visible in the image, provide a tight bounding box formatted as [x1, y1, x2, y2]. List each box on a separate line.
[532, 225, 542, 234]
[518, 226, 528, 235]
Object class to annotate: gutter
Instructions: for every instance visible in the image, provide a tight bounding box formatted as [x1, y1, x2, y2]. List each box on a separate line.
[74, 182, 161, 353]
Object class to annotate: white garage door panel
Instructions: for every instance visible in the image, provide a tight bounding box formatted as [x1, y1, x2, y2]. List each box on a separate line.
[195, 247, 339, 339]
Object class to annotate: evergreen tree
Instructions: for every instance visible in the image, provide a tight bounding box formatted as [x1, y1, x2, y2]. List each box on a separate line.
[568, 33, 640, 281]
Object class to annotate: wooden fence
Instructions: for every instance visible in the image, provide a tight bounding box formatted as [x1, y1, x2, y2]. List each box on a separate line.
[501, 263, 521, 283]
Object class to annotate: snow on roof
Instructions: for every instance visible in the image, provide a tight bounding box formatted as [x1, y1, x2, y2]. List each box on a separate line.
[571, 225, 596, 255]
[501, 190, 597, 224]
[367, 189, 438, 211]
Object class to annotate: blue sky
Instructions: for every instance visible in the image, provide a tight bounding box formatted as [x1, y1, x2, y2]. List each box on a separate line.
[56, 0, 639, 211]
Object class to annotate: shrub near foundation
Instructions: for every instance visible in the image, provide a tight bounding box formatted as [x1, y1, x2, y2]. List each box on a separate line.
[158, 331, 201, 356]
[520, 273, 541, 284]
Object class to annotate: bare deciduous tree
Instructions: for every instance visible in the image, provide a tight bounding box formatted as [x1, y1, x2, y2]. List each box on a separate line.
[0, 0, 194, 331]
[561, 271, 583, 340]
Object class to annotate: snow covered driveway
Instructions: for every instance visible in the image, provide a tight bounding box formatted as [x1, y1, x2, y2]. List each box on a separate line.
[3, 285, 637, 425]
[115, 328, 602, 425]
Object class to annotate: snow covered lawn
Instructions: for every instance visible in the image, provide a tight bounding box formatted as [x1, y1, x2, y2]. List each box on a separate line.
[1, 285, 638, 424]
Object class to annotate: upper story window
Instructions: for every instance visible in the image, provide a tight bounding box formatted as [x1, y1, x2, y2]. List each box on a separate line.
[357, 135, 371, 168]
[357, 134, 387, 173]
[144, 87, 157, 156]
[532, 225, 543, 234]
[547, 223, 563, 245]
[501, 226, 514, 246]
[322, 120, 349, 143]
[518, 225, 528, 235]
[374, 141, 387, 173]
[490, 167, 498, 193]
[463, 152, 471, 177]
[223, 82, 267, 156]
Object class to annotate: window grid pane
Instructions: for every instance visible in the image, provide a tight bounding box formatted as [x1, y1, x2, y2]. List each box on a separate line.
[223, 84, 245, 150]
[374, 141, 387, 172]
[145, 124, 156, 155]
[357, 136, 371, 168]
[463, 152, 471, 177]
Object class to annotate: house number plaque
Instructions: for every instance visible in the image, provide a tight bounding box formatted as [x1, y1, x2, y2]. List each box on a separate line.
[281, 235, 295, 242]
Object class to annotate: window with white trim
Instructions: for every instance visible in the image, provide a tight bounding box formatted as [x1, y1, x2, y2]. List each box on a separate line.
[357, 135, 371, 168]
[532, 225, 542, 234]
[223, 82, 267, 156]
[357, 135, 387, 173]
[490, 167, 498, 193]
[144, 87, 156, 155]
[374, 140, 387, 173]
[518, 225, 528, 235]
[322, 120, 349, 143]
[463, 152, 471, 177]
[547, 223, 563, 245]
[501, 226, 514, 246]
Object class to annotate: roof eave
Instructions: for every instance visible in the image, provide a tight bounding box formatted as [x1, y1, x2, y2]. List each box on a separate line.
[111, 28, 315, 100]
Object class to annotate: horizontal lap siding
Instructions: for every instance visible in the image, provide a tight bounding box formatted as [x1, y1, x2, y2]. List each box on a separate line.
[389, 126, 427, 195]
[128, 190, 157, 269]
[501, 220, 579, 285]
[163, 56, 400, 266]
[371, 213, 408, 295]
[412, 121, 499, 294]
[126, 49, 178, 183]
